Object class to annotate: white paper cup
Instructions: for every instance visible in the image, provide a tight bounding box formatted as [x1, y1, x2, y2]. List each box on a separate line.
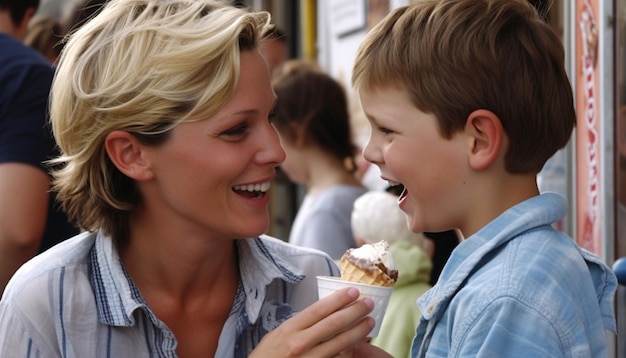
[316, 275, 393, 337]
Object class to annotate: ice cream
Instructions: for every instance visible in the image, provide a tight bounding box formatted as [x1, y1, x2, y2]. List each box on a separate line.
[317, 240, 397, 337]
[339, 240, 398, 287]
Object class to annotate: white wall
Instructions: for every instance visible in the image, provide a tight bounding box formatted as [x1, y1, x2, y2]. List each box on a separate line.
[317, 0, 409, 190]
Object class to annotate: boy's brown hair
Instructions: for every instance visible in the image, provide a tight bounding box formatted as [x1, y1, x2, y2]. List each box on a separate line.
[352, 0, 575, 174]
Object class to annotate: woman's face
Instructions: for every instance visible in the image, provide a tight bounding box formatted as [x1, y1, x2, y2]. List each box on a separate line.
[139, 50, 286, 240]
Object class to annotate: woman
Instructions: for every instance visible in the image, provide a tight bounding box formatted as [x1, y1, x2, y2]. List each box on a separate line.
[0, 1, 386, 356]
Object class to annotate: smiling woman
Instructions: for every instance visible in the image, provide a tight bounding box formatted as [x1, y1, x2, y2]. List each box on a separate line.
[0, 1, 385, 357]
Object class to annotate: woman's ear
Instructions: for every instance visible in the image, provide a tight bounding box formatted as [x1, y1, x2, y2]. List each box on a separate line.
[104, 131, 154, 181]
[464, 109, 504, 170]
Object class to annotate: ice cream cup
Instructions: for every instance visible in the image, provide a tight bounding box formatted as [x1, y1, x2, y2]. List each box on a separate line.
[316, 275, 393, 337]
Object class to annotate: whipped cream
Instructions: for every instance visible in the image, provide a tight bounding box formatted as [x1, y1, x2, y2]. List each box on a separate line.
[347, 240, 396, 272]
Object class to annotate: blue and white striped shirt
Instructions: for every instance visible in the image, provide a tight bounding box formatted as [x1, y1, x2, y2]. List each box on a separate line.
[0, 231, 339, 357]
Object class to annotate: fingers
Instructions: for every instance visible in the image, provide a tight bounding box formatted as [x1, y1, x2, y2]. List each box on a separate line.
[291, 290, 375, 357]
[308, 317, 376, 357]
[306, 296, 374, 344]
[272, 314, 374, 358]
[286, 287, 362, 329]
[250, 287, 377, 357]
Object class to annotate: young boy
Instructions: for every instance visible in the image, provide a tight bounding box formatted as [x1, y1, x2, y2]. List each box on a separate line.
[352, 0, 617, 356]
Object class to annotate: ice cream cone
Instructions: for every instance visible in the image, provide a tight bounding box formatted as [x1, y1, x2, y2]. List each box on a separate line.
[340, 258, 395, 287]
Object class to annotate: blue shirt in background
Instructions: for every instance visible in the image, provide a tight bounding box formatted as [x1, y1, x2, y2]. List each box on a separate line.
[0, 33, 79, 252]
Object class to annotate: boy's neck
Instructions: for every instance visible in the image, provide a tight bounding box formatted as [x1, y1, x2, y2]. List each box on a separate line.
[461, 173, 539, 238]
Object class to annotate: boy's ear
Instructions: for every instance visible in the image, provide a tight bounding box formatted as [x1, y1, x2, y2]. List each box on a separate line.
[464, 109, 504, 170]
[104, 131, 154, 181]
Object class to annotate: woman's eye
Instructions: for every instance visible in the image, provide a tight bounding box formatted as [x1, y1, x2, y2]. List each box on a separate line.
[268, 110, 279, 123]
[222, 123, 248, 137]
[377, 125, 393, 134]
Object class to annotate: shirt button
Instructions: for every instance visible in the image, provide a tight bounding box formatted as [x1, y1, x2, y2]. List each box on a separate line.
[427, 303, 436, 314]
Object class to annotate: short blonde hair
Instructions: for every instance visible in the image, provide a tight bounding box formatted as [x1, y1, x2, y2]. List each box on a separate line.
[50, 0, 271, 240]
[351, 191, 427, 249]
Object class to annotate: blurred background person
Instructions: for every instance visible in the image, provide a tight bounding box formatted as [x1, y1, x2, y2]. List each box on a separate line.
[272, 59, 367, 260]
[0, 0, 77, 294]
[23, 14, 63, 64]
[64, 0, 107, 34]
[352, 189, 433, 358]
[423, 229, 461, 286]
[259, 24, 287, 75]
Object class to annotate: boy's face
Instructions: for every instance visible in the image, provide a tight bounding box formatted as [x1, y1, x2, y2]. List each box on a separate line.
[358, 86, 469, 234]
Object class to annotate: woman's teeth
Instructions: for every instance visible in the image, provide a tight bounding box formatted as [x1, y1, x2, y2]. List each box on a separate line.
[233, 181, 271, 193]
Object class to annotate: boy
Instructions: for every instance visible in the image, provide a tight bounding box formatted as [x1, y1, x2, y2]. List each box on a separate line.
[352, 0, 617, 356]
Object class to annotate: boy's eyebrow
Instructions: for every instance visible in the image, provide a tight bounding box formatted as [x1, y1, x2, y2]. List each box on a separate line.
[361, 110, 379, 123]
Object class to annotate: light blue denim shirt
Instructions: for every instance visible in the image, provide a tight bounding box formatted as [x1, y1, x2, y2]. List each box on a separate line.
[411, 193, 617, 357]
[0, 230, 339, 357]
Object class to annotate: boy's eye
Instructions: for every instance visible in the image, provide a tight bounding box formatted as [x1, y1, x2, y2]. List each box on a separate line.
[377, 125, 393, 134]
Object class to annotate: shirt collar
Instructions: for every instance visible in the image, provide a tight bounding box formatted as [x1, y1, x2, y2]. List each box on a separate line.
[90, 232, 305, 327]
[236, 236, 305, 323]
[419, 193, 567, 318]
[90, 230, 146, 326]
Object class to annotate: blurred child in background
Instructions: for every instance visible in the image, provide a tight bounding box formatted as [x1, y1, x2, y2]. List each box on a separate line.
[272, 60, 367, 260]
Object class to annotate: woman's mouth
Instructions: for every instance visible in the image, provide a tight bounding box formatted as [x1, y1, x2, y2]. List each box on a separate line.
[232, 181, 271, 199]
